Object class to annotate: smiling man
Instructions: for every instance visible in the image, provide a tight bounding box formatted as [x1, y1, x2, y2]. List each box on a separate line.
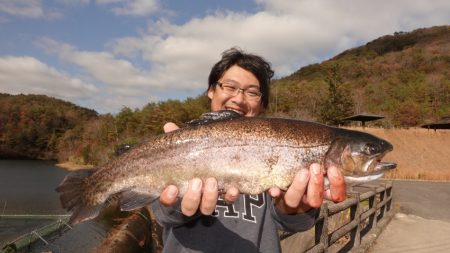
[151, 48, 346, 253]
[207, 52, 271, 116]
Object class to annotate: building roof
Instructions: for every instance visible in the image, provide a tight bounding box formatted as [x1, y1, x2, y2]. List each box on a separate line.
[421, 116, 450, 130]
[342, 113, 385, 122]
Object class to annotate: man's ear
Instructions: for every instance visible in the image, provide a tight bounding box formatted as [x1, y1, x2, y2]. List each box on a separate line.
[207, 86, 215, 100]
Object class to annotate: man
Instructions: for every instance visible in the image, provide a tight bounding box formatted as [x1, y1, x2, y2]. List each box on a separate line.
[151, 48, 346, 252]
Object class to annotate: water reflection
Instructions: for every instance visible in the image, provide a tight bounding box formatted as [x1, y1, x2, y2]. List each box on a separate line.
[0, 160, 69, 245]
[0, 160, 68, 215]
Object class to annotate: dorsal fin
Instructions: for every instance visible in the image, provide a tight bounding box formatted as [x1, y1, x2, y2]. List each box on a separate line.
[186, 110, 243, 126]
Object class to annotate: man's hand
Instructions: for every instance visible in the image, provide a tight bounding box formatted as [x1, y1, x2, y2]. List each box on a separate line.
[268, 164, 346, 214]
[159, 122, 240, 216]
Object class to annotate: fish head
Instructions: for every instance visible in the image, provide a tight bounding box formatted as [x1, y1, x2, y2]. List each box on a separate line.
[325, 130, 396, 184]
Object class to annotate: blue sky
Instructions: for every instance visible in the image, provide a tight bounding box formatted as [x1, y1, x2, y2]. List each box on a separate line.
[1, 0, 449, 114]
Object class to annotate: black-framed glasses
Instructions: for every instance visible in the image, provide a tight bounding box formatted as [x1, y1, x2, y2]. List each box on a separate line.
[217, 81, 262, 101]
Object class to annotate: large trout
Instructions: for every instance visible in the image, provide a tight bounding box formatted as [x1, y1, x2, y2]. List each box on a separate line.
[57, 110, 396, 225]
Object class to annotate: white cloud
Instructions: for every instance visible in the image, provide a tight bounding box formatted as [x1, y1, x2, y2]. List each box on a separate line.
[108, 0, 450, 81]
[0, 0, 62, 19]
[96, 0, 159, 16]
[0, 56, 98, 101]
[18, 0, 450, 113]
[0, 0, 44, 18]
[35, 37, 179, 113]
[55, 0, 90, 6]
[37, 37, 167, 91]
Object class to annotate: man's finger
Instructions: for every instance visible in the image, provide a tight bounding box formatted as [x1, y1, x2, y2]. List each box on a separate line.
[164, 122, 179, 133]
[223, 187, 240, 204]
[325, 166, 346, 202]
[200, 178, 219, 215]
[268, 187, 281, 198]
[283, 169, 309, 208]
[181, 178, 202, 216]
[159, 185, 179, 207]
[306, 163, 324, 208]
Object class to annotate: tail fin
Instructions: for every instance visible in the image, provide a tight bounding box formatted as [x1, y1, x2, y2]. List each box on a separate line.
[56, 169, 104, 225]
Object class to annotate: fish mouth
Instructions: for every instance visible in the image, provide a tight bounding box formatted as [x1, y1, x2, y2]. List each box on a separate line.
[367, 157, 397, 174]
[345, 155, 396, 184]
[358, 152, 396, 174]
[375, 161, 397, 172]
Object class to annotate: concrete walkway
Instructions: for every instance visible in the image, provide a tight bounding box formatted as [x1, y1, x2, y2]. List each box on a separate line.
[368, 213, 450, 253]
[368, 180, 450, 253]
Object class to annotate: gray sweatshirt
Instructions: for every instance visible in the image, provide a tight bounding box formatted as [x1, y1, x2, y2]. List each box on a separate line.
[152, 193, 318, 253]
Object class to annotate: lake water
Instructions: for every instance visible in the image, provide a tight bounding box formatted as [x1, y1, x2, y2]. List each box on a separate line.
[0, 159, 68, 214]
[0, 160, 69, 245]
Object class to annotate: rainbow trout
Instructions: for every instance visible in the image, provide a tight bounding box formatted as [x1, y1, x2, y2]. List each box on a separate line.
[57, 110, 396, 225]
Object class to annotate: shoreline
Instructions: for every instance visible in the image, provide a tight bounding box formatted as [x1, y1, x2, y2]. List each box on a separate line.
[55, 161, 94, 171]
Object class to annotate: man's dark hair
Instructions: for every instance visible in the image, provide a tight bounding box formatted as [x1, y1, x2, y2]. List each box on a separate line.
[208, 47, 274, 108]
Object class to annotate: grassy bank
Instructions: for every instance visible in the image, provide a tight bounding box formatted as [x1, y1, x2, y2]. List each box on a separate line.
[55, 161, 94, 171]
[349, 127, 450, 181]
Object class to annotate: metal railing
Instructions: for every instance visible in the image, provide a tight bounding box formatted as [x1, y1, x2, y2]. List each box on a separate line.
[0, 215, 71, 253]
[281, 181, 393, 253]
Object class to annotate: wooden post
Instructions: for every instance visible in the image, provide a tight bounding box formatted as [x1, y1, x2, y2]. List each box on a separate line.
[377, 183, 387, 221]
[369, 186, 378, 229]
[386, 182, 393, 212]
[349, 192, 361, 248]
[315, 202, 329, 252]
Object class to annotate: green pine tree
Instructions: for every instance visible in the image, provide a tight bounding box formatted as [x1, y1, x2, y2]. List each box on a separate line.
[319, 65, 354, 126]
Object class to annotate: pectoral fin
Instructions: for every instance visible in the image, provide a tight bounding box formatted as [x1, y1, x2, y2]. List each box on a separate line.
[119, 189, 156, 211]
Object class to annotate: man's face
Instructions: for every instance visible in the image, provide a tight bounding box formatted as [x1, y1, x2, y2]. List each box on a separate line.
[207, 65, 264, 116]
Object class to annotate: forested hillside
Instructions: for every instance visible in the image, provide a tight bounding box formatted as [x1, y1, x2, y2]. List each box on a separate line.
[268, 25, 449, 126]
[0, 93, 210, 163]
[0, 25, 448, 165]
[56, 96, 209, 165]
[0, 93, 98, 159]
